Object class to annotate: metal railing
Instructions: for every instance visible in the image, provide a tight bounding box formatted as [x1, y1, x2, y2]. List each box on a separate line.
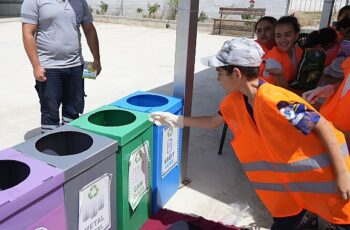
[287, 0, 348, 13]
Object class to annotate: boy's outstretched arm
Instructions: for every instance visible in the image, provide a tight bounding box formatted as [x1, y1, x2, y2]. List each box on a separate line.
[149, 112, 224, 129]
[183, 114, 225, 129]
[314, 117, 350, 200]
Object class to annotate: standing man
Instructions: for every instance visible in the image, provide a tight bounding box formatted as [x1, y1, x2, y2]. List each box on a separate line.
[21, 0, 101, 133]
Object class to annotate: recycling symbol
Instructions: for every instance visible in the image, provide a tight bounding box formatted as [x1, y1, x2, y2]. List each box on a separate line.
[167, 127, 173, 137]
[88, 184, 99, 199]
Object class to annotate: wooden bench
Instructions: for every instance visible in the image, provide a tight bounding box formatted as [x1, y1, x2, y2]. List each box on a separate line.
[212, 7, 266, 37]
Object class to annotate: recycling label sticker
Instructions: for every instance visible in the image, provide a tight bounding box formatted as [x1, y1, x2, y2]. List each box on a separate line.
[79, 173, 112, 230]
[161, 127, 179, 178]
[128, 141, 150, 211]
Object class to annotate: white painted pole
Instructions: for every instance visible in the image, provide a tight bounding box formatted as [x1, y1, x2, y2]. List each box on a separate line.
[319, 0, 335, 29]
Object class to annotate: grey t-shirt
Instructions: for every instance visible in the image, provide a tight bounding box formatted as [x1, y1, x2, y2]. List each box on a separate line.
[21, 0, 93, 68]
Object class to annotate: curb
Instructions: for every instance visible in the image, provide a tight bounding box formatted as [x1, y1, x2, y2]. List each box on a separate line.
[92, 14, 254, 36]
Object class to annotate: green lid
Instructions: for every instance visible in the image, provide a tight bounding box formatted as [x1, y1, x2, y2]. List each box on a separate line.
[70, 105, 152, 146]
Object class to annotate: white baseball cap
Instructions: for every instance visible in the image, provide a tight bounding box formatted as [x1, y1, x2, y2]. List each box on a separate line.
[201, 37, 265, 68]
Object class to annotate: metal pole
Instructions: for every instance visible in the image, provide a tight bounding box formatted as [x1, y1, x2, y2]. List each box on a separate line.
[319, 0, 335, 29]
[286, 0, 291, 15]
[173, 0, 199, 185]
[121, 0, 123, 16]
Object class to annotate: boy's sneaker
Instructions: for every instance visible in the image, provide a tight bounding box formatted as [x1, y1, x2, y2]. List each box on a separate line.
[297, 215, 318, 230]
[320, 222, 337, 230]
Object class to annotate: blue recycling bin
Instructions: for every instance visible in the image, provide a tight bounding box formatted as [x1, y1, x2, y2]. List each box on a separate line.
[110, 91, 183, 214]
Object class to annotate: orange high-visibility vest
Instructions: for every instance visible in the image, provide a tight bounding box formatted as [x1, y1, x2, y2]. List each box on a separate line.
[220, 83, 350, 223]
[320, 57, 350, 131]
[256, 40, 271, 78]
[255, 40, 269, 55]
[260, 46, 303, 84]
[220, 92, 303, 217]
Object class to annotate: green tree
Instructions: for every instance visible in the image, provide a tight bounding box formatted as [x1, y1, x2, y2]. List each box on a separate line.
[168, 0, 178, 20]
[148, 3, 160, 17]
[241, 0, 256, 25]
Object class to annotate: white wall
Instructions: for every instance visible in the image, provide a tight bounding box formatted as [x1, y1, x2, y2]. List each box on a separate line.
[87, 0, 288, 19]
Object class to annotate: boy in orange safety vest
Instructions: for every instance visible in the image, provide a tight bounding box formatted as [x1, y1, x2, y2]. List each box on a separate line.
[149, 38, 350, 230]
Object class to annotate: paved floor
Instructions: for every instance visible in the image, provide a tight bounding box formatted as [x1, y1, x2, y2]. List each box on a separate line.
[0, 18, 272, 229]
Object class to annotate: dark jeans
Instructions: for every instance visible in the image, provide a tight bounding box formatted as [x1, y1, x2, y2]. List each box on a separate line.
[271, 210, 350, 230]
[35, 65, 84, 132]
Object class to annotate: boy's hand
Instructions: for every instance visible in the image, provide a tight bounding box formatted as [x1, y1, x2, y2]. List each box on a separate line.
[149, 112, 183, 128]
[336, 172, 350, 200]
[302, 84, 335, 104]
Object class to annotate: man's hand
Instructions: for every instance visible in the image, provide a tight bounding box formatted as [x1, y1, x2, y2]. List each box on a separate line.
[149, 112, 184, 128]
[33, 65, 46, 82]
[93, 59, 102, 76]
[302, 84, 335, 104]
[82, 23, 101, 76]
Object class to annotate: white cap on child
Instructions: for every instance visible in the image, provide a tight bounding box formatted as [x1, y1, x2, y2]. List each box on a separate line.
[201, 37, 265, 68]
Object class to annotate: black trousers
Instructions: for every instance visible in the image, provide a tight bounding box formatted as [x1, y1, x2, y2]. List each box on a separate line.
[35, 65, 84, 132]
[271, 210, 350, 230]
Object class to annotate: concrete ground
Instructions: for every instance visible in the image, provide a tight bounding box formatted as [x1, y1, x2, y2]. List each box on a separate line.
[0, 18, 272, 229]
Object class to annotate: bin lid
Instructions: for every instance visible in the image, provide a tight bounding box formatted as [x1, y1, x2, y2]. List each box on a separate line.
[70, 105, 152, 146]
[110, 91, 183, 114]
[0, 148, 64, 222]
[14, 125, 118, 182]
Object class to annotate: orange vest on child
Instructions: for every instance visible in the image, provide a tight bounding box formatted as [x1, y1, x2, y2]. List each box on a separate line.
[324, 43, 340, 67]
[320, 57, 350, 131]
[260, 46, 303, 84]
[220, 83, 350, 223]
[255, 40, 270, 55]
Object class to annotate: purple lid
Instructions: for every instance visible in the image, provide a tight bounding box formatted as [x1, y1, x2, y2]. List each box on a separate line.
[0, 148, 64, 221]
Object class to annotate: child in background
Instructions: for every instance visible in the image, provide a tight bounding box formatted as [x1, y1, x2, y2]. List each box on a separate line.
[333, 5, 350, 35]
[319, 18, 350, 86]
[261, 16, 303, 89]
[338, 5, 350, 21]
[303, 57, 350, 146]
[306, 27, 338, 67]
[255, 16, 277, 54]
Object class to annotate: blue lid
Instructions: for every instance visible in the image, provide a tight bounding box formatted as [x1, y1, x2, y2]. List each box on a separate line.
[110, 91, 183, 114]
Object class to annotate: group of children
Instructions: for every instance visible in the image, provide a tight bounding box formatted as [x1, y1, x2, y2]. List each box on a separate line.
[149, 5, 350, 230]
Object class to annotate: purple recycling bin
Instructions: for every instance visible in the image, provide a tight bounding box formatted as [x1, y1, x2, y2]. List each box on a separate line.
[0, 148, 67, 230]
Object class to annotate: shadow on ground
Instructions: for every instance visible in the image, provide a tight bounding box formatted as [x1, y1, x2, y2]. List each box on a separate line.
[24, 127, 41, 140]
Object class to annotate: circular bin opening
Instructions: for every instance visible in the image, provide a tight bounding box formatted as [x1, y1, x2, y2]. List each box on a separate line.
[88, 109, 136, 127]
[0, 160, 30, 191]
[126, 94, 168, 107]
[35, 131, 93, 156]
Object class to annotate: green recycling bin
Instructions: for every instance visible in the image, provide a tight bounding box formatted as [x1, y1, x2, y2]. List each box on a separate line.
[70, 105, 153, 230]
